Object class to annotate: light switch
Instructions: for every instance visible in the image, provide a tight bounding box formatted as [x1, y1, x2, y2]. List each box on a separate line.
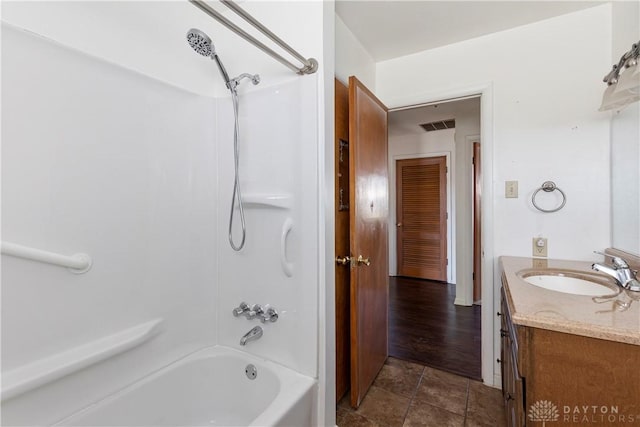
[505, 181, 518, 198]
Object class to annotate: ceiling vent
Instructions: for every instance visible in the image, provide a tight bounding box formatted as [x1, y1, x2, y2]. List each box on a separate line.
[419, 119, 455, 132]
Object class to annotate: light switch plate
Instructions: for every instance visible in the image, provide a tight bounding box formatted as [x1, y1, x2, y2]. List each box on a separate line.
[532, 237, 548, 257]
[505, 181, 518, 198]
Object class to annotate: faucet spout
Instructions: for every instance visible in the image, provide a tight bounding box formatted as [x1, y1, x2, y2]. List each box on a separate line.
[592, 259, 640, 292]
[592, 263, 619, 280]
[240, 326, 263, 346]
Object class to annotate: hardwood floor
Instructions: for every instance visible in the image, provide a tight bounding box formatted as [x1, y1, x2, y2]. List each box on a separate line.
[388, 276, 481, 380]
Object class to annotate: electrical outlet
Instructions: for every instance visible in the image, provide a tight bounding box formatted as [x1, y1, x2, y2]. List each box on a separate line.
[532, 237, 548, 257]
[505, 181, 518, 198]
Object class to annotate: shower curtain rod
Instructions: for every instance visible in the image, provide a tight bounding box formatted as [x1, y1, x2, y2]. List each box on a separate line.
[188, 0, 318, 75]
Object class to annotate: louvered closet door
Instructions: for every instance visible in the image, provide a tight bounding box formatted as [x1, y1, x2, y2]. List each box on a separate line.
[396, 156, 447, 281]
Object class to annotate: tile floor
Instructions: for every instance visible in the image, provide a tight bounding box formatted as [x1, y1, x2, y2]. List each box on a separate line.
[337, 357, 506, 427]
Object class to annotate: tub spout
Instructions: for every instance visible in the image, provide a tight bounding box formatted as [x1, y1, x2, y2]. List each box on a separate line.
[240, 326, 263, 346]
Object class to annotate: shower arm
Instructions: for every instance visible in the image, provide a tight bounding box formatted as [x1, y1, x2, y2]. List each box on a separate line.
[188, 0, 318, 75]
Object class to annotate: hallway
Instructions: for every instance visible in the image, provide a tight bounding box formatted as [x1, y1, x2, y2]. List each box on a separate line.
[388, 276, 481, 380]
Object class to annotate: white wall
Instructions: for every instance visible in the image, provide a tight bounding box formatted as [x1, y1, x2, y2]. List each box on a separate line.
[2, 0, 329, 425]
[215, 77, 319, 377]
[1, 23, 218, 425]
[1, 1, 323, 97]
[376, 5, 612, 385]
[320, 3, 337, 426]
[335, 14, 376, 88]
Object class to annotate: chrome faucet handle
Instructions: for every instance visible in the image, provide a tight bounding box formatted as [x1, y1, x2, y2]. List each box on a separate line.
[245, 304, 263, 320]
[232, 302, 249, 317]
[611, 256, 630, 269]
[259, 307, 278, 323]
[593, 251, 630, 269]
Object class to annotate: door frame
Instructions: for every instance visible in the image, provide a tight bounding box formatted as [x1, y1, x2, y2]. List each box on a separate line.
[385, 83, 495, 386]
[390, 152, 453, 282]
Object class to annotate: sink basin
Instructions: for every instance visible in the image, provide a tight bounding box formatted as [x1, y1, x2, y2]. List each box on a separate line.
[518, 269, 619, 296]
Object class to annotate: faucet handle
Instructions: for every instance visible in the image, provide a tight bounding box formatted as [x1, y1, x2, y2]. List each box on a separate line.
[259, 307, 278, 323]
[593, 251, 630, 269]
[245, 304, 263, 320]
[232, 302, 249, 317]
[611, 256, 629, 269]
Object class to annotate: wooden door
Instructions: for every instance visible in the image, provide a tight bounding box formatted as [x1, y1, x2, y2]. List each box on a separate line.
[334, 79, 350, 402]
[396, 157, 447, 281]
[473, 142, 481, 302]
[349, 76, 389, 408]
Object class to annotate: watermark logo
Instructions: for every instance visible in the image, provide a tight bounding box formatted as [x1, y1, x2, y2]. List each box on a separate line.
[528, 400, 640, 424]
[529, 400, 560, 426]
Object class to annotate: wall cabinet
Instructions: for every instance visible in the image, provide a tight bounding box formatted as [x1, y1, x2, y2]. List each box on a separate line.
[500, 282, 640, 427]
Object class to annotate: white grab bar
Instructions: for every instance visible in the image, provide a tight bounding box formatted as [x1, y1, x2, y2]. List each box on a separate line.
[280, 218, 293, 277]
[1, 241, 92, 274]
[1, 318, 163, 402]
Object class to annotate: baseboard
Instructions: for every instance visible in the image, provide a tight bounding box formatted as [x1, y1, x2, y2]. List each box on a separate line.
[454, 297, 472, 306]
[493, 373, 502, 389]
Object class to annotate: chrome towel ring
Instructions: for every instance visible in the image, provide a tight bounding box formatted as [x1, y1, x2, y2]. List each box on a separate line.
[532, 181, 566, 213]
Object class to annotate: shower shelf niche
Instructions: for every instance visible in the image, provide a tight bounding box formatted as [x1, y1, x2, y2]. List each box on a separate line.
[241, 194, 293, 210]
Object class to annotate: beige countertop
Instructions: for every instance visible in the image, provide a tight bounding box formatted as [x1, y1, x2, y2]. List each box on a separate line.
[500, 256, 640, 345]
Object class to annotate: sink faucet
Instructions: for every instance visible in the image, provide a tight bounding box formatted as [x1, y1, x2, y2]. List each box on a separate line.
[240, 326, 263, 346]
[592, 255, 640, 292]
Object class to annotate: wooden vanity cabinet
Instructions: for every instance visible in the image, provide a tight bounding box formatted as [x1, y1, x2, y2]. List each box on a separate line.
[500, 286, 525, 427]
[500, 280, 640, 427]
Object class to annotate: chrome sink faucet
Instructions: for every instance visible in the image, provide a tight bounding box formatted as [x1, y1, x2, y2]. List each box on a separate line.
[592, 253, 640, 292]
[240, 326, 263, 346]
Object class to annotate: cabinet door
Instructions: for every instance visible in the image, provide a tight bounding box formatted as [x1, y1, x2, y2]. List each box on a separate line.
[501, 288, 525, 427]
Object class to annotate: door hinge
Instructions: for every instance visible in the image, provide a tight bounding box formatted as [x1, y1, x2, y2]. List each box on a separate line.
[445, 166, 448, 173]
[446, 212, 448, 220]
[473, 272, 475, 280]
[446, 258, 449, 266]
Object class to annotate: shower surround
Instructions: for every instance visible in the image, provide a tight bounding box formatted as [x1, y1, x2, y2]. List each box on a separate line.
[1, 1, 326, 424]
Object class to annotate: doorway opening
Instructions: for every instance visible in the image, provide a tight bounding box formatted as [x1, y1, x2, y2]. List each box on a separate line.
[387, 96, 482, 378]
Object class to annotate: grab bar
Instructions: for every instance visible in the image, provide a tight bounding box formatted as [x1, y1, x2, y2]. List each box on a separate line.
[1, 241, 92, 274]
[280, 218, 293, 277]
[1, 318, 163, 401]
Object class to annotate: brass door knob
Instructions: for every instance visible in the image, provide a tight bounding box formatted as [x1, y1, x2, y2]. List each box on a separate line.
[396, 223, 403, 227]
[357, 255, 371, 266]
[336, 256, 351, 265]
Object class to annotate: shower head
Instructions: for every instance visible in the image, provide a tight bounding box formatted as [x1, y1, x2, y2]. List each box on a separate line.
[187, 28, 214, 57]
[186, 28, 232, 89]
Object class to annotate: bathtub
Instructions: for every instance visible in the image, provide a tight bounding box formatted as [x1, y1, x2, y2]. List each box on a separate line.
[54, 346, 316, 426]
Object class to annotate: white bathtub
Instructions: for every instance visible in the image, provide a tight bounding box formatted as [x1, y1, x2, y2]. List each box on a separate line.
[54, 346, 316, 426]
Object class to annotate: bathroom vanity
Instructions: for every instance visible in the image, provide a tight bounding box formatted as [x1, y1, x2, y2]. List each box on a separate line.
[499, 257, 640, 427]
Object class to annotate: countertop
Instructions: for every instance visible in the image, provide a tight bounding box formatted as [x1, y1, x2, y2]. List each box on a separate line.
[500, 256, 640, 345]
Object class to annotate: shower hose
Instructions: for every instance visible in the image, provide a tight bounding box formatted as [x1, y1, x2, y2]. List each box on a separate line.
[228, 89, 246, 251]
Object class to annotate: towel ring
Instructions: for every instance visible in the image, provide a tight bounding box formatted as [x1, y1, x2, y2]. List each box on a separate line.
[532, 181, 566, 213]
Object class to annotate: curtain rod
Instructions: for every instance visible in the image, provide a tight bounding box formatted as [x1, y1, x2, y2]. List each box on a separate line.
[188, 0, 318, 75]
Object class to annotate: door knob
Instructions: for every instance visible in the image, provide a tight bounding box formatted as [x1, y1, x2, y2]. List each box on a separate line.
[357, 255, 371, 266]
[396, 223, 402, 227]
[336, 256, 351, 265]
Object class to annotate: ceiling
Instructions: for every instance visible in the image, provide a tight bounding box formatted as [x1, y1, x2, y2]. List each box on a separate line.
[389, 96, 481, 137]
[336, 1, 605, 62]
